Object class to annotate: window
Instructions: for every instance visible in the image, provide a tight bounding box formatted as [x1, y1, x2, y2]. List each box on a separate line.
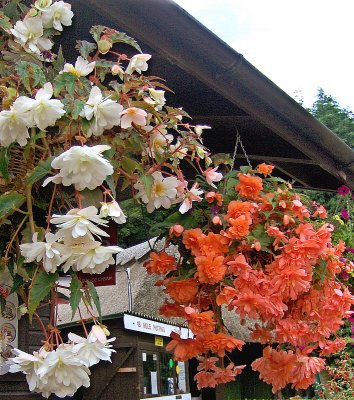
[141, 351, 187, 398]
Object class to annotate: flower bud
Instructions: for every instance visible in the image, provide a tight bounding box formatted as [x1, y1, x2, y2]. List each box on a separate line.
[98, 37, 113, 54]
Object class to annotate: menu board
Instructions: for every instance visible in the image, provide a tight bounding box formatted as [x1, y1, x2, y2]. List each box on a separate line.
[0, 285, 18, 348]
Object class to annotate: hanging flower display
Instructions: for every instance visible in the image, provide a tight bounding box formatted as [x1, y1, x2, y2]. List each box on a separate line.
[0, 0, 352, 398]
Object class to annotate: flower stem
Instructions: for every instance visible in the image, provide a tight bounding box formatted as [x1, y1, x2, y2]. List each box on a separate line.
[26, 185, 36, 235]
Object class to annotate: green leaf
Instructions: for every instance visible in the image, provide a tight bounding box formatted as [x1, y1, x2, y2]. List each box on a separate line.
[0, 11, 12, 32]
[95, 60, 114, 68]
[121, 156, 139, 175]
[76, 40, 97, 59]
[0, 146, 11, 182]
[16, 61, 46, 93]
[52, 45, 65, 72]
[105, 175, 116, 198]
[0, 192, 25, 218]
[87, 281, 102, 321]
[26, 156, 54, 186]
[54, 72, 77, 97]
[81, 188, 103, 208]
[10, 274, 24, 295]
[239, 165, 252, 174]
[110, 32, 142, 52]
[3, 2, 20, 20]
[141, 175, 154, 199]
[71, 99, 85, 119]
[28, 271, 58, 320]
[69, 275, 83, 319]
[90, 25, 106, 43]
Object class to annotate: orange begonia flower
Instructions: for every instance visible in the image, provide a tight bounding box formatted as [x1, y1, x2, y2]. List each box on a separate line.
[183, 228, 204, 256]
[216, 286, 237, 306]
[251, 346, 297, 393]
[166, 332, 202, 361]
[224, 215, 251, 239]
[187, 310, 216, 335]
[235, 173, 263, 200]
[256, 163, 274, 176]
[159, 302, 186, 318]
[201, 332, 245, 357]
[198, 232, 229, 257]
[195, 255, 227, 285]
[224, 200, 253, 223]
[144, 251, 177, 274]
[164, 278, 199, 304]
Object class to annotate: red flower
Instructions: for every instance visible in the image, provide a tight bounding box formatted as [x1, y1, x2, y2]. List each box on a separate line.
[338, 185, 351, 196]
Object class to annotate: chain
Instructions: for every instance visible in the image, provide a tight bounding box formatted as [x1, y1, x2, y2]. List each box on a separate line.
[231, 128, 252, 169]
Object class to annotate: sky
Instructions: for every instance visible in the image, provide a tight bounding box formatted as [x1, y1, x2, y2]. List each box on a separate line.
[174, 0, 354, 111]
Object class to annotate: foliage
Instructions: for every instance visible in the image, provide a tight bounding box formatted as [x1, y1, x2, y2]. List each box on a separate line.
[310, 88, 354, 148]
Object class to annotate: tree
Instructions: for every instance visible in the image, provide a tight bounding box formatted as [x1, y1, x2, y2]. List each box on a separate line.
[310, 88, 354, 149]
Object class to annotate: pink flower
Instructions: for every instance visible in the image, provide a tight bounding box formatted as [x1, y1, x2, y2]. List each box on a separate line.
[341, 209, 350, 220]
[179, 183, 203, 214]
[121, 107, 147, 129]
[204, 167, 222, 188]
[338, 185, 351, 196]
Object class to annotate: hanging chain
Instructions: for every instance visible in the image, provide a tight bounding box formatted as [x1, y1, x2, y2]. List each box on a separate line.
[231, 128, 252, 169]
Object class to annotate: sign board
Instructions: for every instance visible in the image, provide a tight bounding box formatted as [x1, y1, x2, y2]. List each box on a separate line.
[0, 285, 18, 348]
[155, 336, 164, 347]
[77, 265, 116, 287]
[140, 394, 191, 400]
[124, 314, 192, 339]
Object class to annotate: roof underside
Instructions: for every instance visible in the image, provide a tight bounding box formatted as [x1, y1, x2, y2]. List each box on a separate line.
[64, 0, 354, 191]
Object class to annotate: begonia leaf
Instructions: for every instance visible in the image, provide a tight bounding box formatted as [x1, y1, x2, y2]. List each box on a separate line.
[26, 156, 54, 186]
[28, 271, 59, 320]
[69, 275, 83, 319]
[54, 72, 77, 97]
[16, 61, 46, 93]
[87, 281, 102, 321]
[109, 31, 142, 52]
[0, 191, 25, 219]
[0, 146, 11, 182]
[90, 25, 105, 43]
[76, 40, 97, 59]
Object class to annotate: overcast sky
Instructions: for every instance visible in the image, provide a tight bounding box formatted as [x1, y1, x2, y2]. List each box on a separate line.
[174, 0, 354, 111]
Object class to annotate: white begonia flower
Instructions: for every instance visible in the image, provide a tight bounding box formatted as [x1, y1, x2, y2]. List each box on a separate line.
[63, 240, 122, 274]
[169, 140, 188, 160]
[36, 345, 90, 398]
[134, 171, 180, 213]
[81, 86, 123, 137]
[121, 107, 147, 129]
[179, 183, 203, 214]
[51, 206, 109, 240]
[15, 83, 65, 131]
[10, 17, 52, 55]
[144, 126, 173, 159]
[62, 56, 95, 77]
[146, 88, 166, 110]
[34, 0, 52, 11]
[9, 348, 44, 392]
[100, 201, 127, 224]
[194, 125, 211, 136]
[0, 100, 32, 147]
[20, 232, 71, 273]
[41, 1, 74, 31]
[43, 145, 114, 191]
[125, 54, 151, 74]
[69, 326, 115, 367]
